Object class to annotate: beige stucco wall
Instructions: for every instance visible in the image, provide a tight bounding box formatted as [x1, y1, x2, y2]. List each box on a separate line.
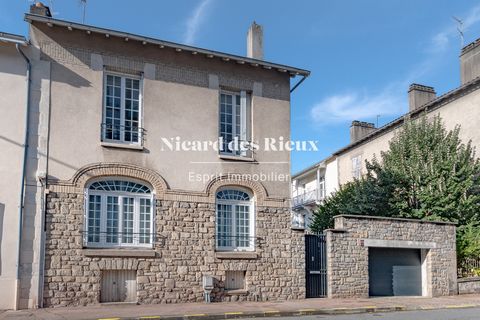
[0, 43, 28, 309]
[30, 22, 292, 198]
[337, 87, 480, 185]
[324, 158, 338, 197]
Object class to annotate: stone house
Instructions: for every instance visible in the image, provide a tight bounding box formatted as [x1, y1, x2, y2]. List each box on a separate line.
[0, 3, 310, 309]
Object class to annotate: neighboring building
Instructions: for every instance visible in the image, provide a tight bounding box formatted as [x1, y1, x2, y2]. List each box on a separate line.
[0, 3, 310, 309]
[294, 36, 480, 224]
[291, 156, 338, 230]
[0, 32, 32, 310]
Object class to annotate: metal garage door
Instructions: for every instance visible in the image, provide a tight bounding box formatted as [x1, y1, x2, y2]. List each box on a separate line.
[101, 270, 137, 303]
[368, 248, 422, 296]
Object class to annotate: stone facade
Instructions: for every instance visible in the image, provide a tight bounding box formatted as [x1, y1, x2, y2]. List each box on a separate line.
[43, 164, 305, 307]
[326, 215, 457, 298]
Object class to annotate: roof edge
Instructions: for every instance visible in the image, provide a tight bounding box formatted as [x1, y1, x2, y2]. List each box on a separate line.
[0, 31, 28, 45]
[25, 13, 310, 77]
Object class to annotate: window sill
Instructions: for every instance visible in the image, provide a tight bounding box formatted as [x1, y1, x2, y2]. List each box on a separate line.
[215, 252, 258, 259]
[218, 154, 255, 162]
[100, 141, 144, 151]
[226, 289, 248, 296]
[83, 248, 156, 257]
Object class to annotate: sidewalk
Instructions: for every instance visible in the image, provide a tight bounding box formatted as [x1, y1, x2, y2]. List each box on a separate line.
[2, 294, 480, 320]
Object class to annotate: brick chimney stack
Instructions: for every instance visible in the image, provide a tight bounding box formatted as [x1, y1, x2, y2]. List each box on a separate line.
[350, 121, 376, 144]
[30, 2, 52, 17]
[460, 39, 480, 84]
[408, 84, 436, 112]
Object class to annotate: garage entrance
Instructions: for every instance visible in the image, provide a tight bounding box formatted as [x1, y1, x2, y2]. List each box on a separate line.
[368, 247, 422, 296]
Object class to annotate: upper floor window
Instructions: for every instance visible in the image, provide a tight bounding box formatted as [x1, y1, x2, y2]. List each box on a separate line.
[216, 188, 254, 251]
[219, 91, 251, 157]
[102, 73, 143, 145]
[84, 179, 153, 248]
[352, 155, 362, 179]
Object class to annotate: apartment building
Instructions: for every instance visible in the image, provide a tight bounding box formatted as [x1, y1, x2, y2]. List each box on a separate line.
[0, 3, 310, 309]
[294, 35, 480, 229]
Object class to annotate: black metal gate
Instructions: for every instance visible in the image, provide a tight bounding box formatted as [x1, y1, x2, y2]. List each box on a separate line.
[305, 234, 327, 298]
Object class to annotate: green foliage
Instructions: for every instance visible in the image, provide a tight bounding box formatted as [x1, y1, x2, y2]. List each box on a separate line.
[457, 223, 480, 261]
[312, 115, 480, 260]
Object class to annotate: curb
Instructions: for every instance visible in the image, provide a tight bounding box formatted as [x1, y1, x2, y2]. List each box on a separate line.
[100, 303, 480, 320]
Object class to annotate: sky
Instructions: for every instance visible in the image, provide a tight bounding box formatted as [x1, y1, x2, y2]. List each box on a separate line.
[1, 0, 480, 173]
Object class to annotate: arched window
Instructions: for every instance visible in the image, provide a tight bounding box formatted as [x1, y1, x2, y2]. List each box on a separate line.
[85, 179, 154, 248]
[216, 188, 254, 251]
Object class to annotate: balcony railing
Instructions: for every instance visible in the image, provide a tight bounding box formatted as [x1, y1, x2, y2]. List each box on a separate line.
[81, 230, 156, 248]
[101, 123, 145, 145]
[292, 188, 325, 208]
[215, 235, 261, 251]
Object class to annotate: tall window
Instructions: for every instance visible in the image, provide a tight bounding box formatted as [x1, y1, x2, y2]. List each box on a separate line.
[102, 73, 142, 145]
[219, 91, 249, 156]
[216, 189, 254, 251]
[352, 155, 362, 179]
[84, 179, 153, 248]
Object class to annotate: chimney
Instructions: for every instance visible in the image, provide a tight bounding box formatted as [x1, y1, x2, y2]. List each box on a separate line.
[350, 121, 376, 144]
[247, 22, 263, 60]
[30, 2, 52, 17]
[408, 83, 436, 112]
[460, 39, 480, 84]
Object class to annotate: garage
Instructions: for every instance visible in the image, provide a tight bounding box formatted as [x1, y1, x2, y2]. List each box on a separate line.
[368, 247, 422, 296]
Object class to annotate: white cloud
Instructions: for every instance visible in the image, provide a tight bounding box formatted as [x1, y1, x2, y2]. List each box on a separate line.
[310, 87, 405, 125]
[183, 0, 213, 45]
[310, 4, 480, 126]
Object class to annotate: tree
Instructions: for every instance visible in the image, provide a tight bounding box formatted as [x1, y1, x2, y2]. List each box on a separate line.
[312, 115, 480, 238]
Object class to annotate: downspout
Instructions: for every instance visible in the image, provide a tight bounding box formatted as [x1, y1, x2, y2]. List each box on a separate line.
[15, 43, 31, 310]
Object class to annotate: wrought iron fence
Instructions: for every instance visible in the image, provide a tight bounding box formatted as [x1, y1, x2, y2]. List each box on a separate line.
[458, 257, 480, 278]
[215, 235, 262, 250]
[81, 230, 157, 247]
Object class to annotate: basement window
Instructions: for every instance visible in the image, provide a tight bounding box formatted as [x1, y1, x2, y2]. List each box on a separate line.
[225, 271, 246, 290]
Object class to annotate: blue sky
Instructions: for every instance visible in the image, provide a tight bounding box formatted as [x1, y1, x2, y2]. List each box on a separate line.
[1, 0, 480, 173]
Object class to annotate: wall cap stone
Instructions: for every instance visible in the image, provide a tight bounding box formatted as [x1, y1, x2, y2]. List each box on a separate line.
[334, 214, 457, 226]
[458, 277, 480, 283]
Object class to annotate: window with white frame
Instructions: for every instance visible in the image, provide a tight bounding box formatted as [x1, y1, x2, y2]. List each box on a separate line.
[84, 179, 154, 248]
[102, 73, 143, 145]
[219, 91, 250, 156]
[216, 189, 254, 251]
[352, 155, 362, 179]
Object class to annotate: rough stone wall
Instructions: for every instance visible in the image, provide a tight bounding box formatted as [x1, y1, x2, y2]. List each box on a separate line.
[43, 191, 305, 307]
[458, 277, 480, 294]
[326, 215, 457, 298]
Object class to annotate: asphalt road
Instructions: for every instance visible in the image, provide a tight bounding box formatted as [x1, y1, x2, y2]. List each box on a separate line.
[242, 307, 480, 320]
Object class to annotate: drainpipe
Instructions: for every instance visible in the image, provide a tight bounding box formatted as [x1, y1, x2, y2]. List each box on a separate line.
[15, 43, 31, 310]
